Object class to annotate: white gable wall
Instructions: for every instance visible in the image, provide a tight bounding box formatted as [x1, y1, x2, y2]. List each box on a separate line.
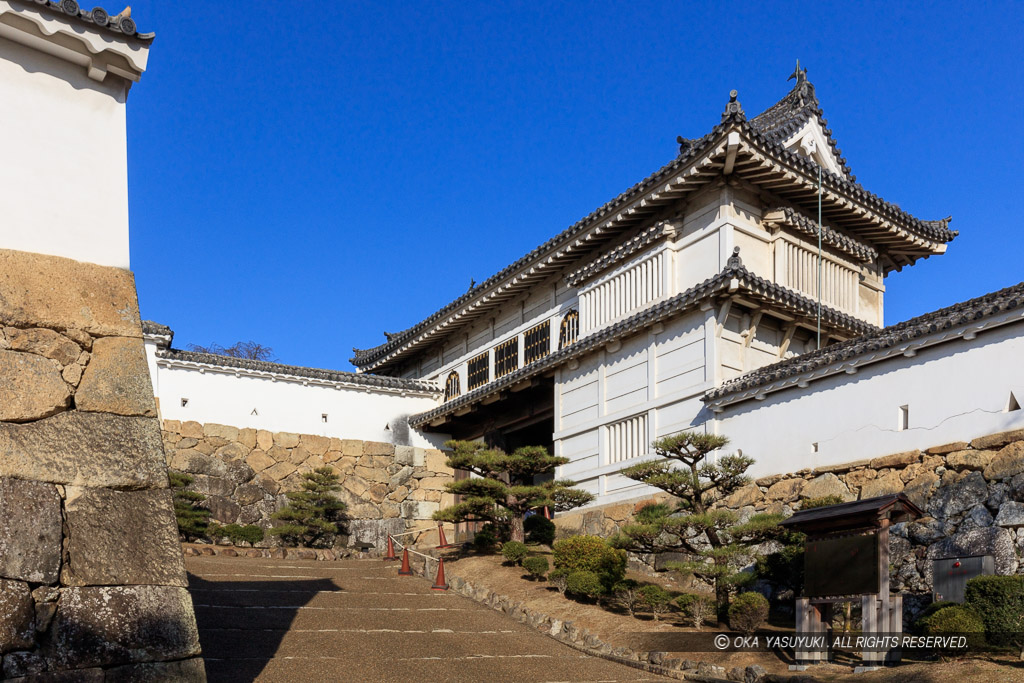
[712, 319, 1024, 479]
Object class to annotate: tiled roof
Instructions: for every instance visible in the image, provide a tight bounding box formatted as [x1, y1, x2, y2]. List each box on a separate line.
[741, 108, 957, 246]
[409, 257, 876, 428]
[140, 323, 441, 394]
[767, 207, 878, 263]
[350, 125, 728, 369]
[749, 69, 852, 179]
[354, 73, 953, 371]
[565, 220, 676, 288]
[154, 347, 440, 395]
[704, 280, 1024, 404]
[141, 320, 172, 337]
[28, 1, 153, 40]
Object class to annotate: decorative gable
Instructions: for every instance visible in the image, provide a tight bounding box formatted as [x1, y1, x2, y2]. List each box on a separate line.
[782, 116, 846, 177]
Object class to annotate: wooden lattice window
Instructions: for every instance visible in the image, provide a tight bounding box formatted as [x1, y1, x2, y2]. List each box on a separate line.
[523, 320, 550, 365]
[467, 353, 489, 390]
[444, 371, 461, 401]
[558, 310, 579, 350]
[494, 337, 519, 378]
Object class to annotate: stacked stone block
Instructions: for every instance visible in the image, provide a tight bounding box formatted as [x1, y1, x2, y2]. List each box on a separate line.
[556, 428, 1024, 601]
[0, 250, 203, 680]
[161, 421, 454, 549]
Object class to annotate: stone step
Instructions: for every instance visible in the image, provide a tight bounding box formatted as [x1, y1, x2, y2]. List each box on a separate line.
[193, 603, 525, 632]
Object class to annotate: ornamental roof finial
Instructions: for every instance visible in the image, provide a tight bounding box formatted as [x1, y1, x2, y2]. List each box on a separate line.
[721, 89, 744, 122]
[788, 59, 807, 84]
[727, 246, 743, 269]
[787, 60, 814, 106]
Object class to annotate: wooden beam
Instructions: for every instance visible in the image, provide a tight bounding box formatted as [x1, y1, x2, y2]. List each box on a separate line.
[779, 323, 797, 357]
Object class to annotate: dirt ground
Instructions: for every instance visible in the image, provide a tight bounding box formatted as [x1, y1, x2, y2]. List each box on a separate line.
[443, 550, 1024, 682]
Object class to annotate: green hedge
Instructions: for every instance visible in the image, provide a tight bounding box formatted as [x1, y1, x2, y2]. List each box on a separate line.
[919, 604, 986, 649]
[964, 575, 1024, 647]
[524, 514, 556, 546]
[729, 591, 769, 634]
[552, 535, 626, 591]
[522, 556, 549, 579]
[566, 570, 604, 599]
[501, 541, 529, 566]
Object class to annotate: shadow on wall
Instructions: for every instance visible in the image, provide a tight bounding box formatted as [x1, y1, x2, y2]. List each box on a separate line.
[187, 571, 338, 682]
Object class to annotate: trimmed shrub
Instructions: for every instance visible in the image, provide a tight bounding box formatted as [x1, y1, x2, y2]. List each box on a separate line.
[270, 467, 346, 548]
[566, 570, 605, 600]
[552, 535, 627, 591]
[965, 574, 1024, 648]
[472, 524, 498, 553]
[522, 556, 549, 580]
[919, 604, 986, 649]
[639, 584, 674, 621]
[676, 593, 716, 630]
[913, 600, 958, 633]
[548, 568, 569, 595]
[524, 514, 556, 546]
[613, 579, 643, 617]
[501, 541, 529, 566]
[220, 524, 265, 546]
[729, 592, 769, 634]
[169, 472, 210, 541]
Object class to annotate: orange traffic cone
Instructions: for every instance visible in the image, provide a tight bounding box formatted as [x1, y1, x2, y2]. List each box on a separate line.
[431, 558, 449, 590]
[543, 506, 551, 520]
[398, 548, 413, 576]
[437, 523, 453, 549]
[383, 536, 397, 561]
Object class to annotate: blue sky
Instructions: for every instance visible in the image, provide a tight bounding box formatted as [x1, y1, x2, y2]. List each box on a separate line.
[126, 1, 1023, 371]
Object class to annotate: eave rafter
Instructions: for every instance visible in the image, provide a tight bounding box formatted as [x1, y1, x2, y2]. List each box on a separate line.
[354, 82, 955, 374]
[731, 133, 953, 271]
[411, 261, 875, 429]
[352, 136, 732, 374]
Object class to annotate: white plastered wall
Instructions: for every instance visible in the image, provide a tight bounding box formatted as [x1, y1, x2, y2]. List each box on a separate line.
[145, 340, 447, 448]
[554, 308, 717, 506]
[0, 33, 132, 268]
[713, 321, 1024, 478]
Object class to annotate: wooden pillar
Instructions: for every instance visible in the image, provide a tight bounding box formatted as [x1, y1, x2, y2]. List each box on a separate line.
[876, 519, 892, 666]
[861, 593, 881, 665]
[795, 598, 828, 664]
[886, 594, 903, 664]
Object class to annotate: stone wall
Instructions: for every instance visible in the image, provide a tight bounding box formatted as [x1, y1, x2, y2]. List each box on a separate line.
[161, 420, 454, 549]
[556, 428, 1024, 599]
[0, 249, 203, 680]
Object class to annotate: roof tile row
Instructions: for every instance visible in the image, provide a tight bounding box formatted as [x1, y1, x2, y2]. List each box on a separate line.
[704, 280, 1024, 404]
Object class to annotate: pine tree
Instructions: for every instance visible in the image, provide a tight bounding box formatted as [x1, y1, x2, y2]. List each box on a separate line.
[434, 441, 594, 543]
[169, 471, 210, 541]
[613, 431, 783, 616]
[270, 467, 347, 548]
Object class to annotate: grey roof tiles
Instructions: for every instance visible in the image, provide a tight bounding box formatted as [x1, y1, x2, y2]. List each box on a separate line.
[409, 259, 876, 428]
[704, 280, 1024, 404]
[27, 0, 153, 40]
[155, 347, 441, 394]
[353, 75, 954, 371]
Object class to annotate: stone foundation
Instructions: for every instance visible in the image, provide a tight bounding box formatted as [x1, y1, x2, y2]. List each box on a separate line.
[555, 427, 1024, 604]
[161, 421, 454, 549]
[0, 250, 203, 680]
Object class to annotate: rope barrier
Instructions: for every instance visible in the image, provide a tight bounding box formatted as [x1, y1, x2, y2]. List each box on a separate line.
[386, 523, 454, 589]
[389, 522, 454, 539]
